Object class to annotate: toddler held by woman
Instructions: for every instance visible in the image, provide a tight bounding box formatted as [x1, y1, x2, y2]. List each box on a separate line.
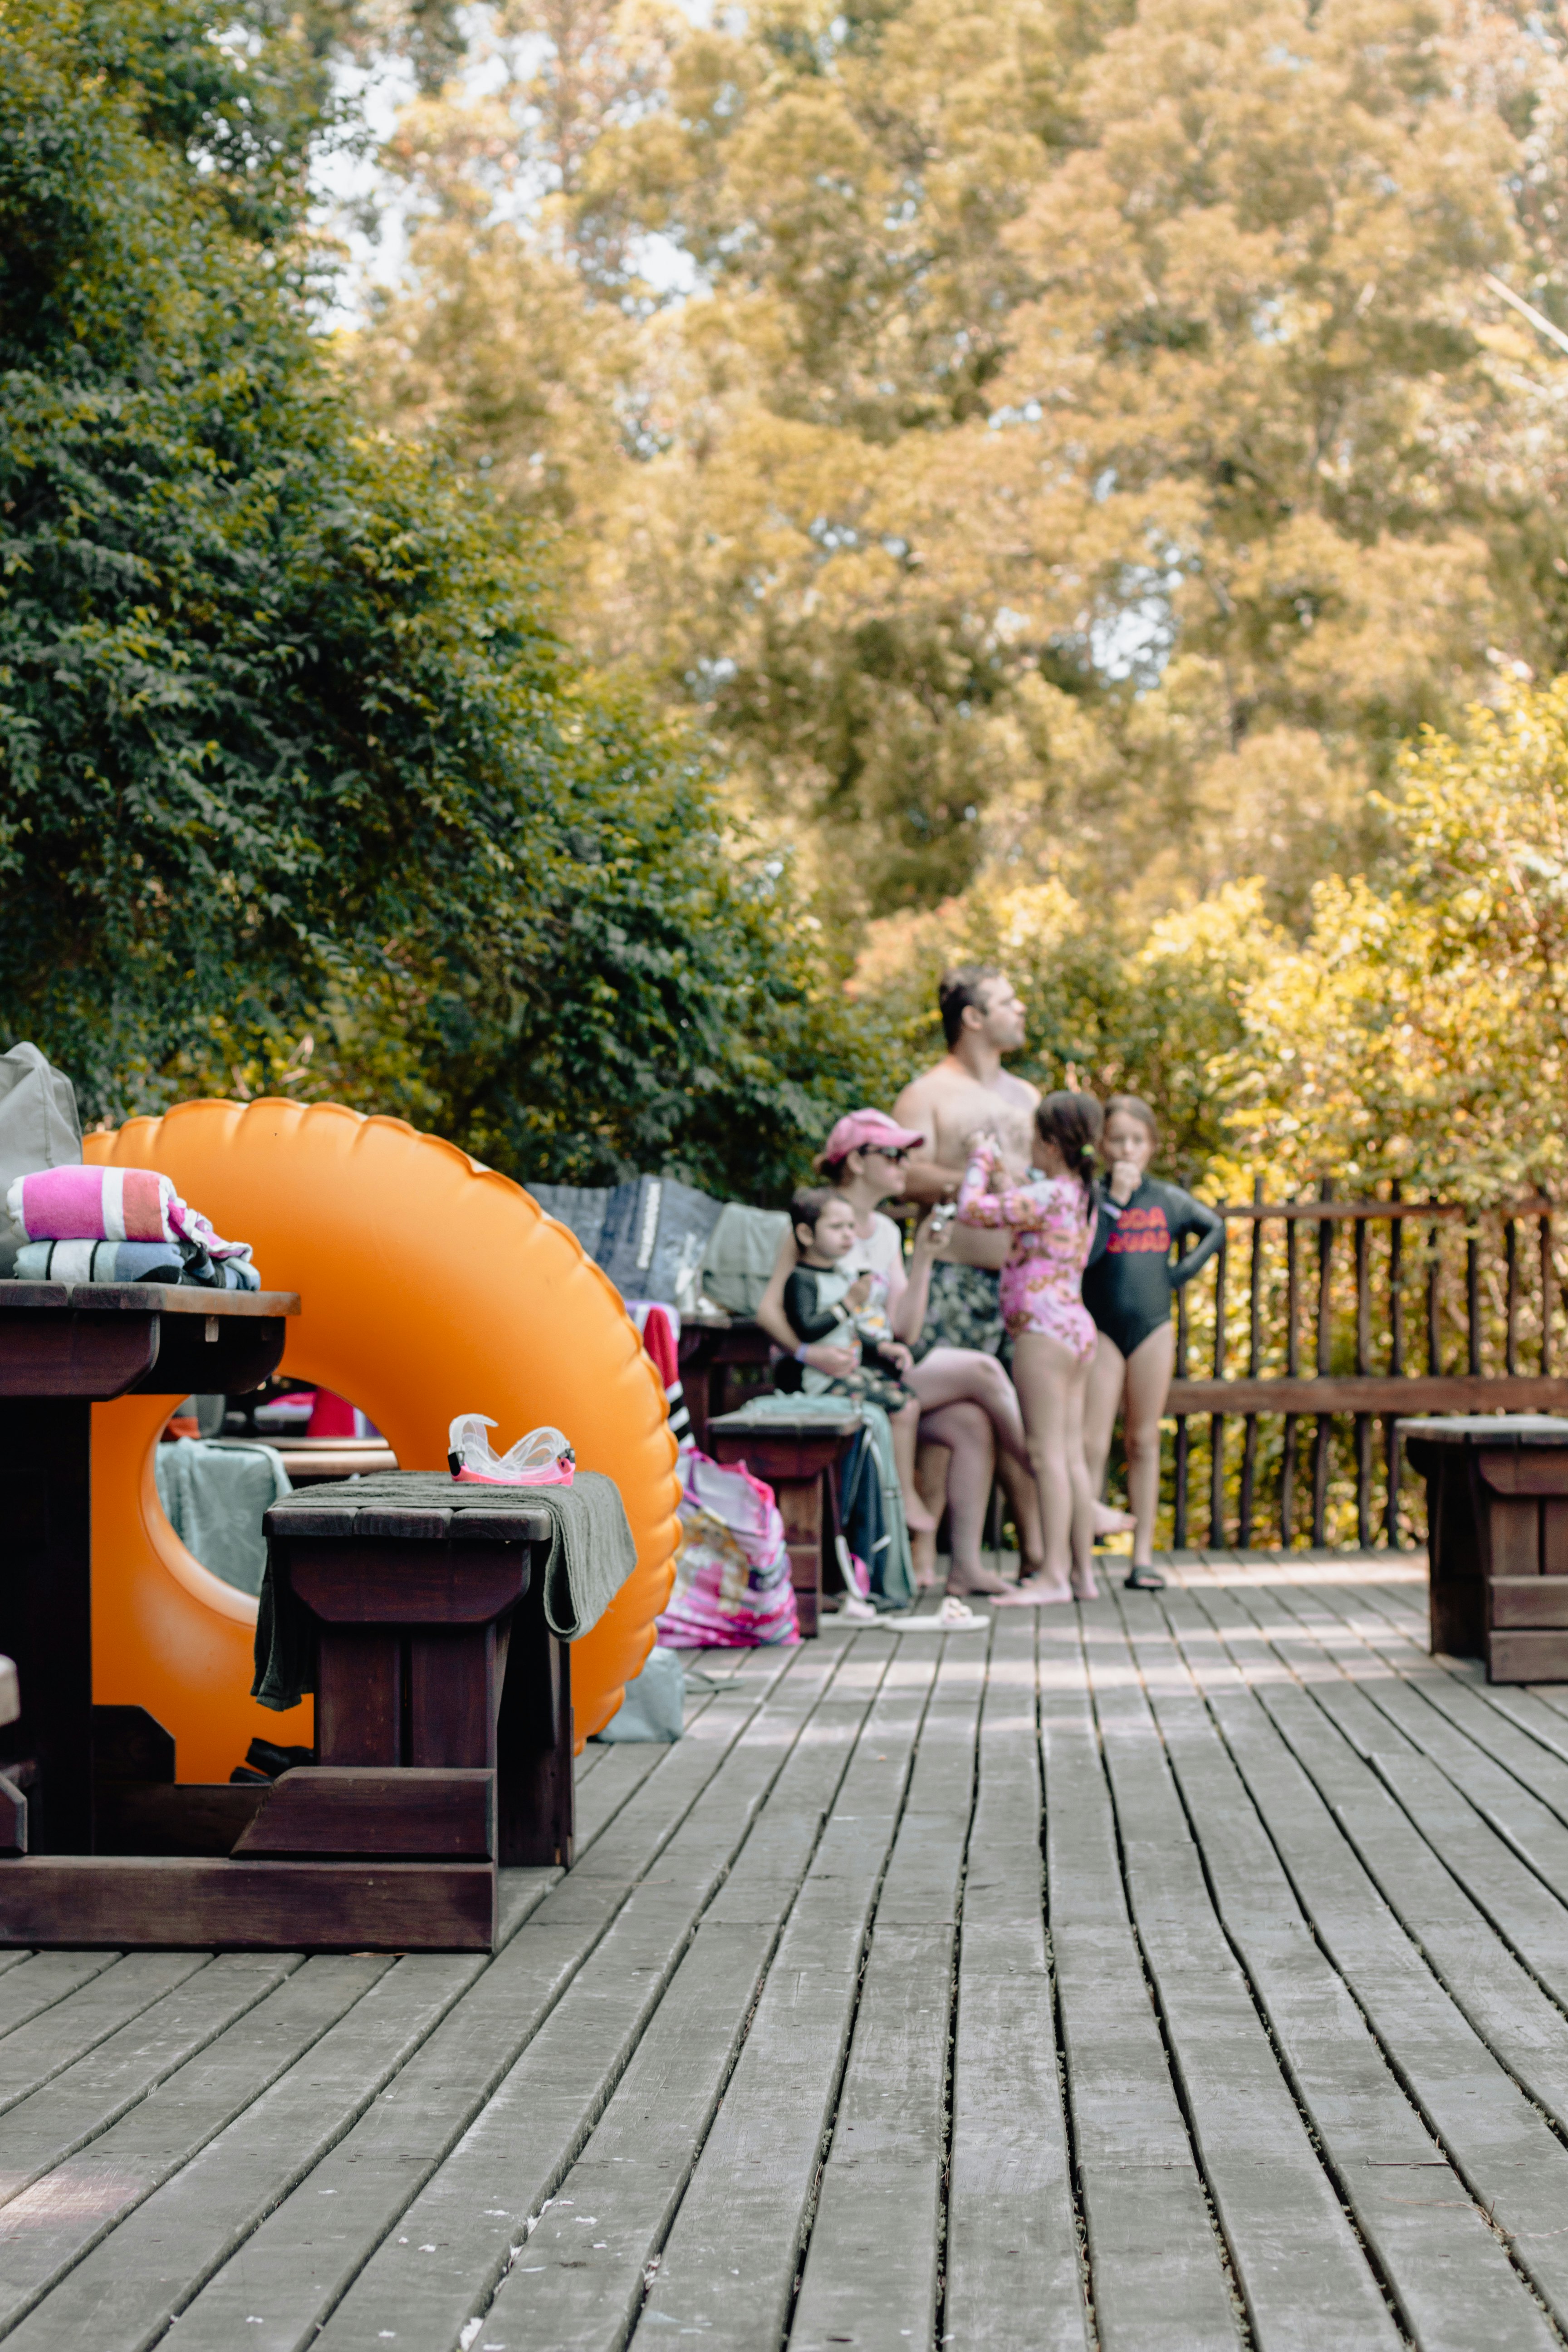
[779, 1186, 916, 1415]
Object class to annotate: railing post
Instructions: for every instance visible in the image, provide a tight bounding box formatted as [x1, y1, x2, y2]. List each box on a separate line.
[1210, 1221, 1228, 1549]
[1354, 1211, 1372, 1548]
[1506, 1217, 1519, 1376]
[1467, 1226, 1482, 1376]
[1544, 1209, 1556, 1377]
[1173, 1234, 1190, 1550]
[1313, 1178, 1334, 1547]
[1426, 1207, 1441, 1375]
[1281, 1212, 1298, 1549]
[1385, 1181, 1403, 1550]
[1239, 1179, 1264, 1548]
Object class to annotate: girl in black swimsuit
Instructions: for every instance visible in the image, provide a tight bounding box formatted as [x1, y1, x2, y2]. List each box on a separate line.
[1082, 1095, 1223, 1587]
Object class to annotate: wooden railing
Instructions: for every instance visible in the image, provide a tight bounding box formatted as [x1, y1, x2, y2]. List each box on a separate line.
[1166, 1187, 1564, 1550]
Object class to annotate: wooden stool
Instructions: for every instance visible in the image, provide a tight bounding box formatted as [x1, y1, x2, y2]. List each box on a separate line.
[259, 1481, 573, 1875]
[707, 1407, 860, 1637]
[1402, 1414, 1568, 1681]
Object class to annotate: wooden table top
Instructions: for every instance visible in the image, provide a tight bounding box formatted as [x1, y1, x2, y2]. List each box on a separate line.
[0, 1283, 299, 1317]
[1396, 1413, 1568, 1445]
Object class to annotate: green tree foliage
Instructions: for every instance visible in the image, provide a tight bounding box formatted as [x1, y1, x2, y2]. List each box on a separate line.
[0, 0, 890, 1200]
[854, 680, 1568, 1206]
[359, 0, 1568, 936]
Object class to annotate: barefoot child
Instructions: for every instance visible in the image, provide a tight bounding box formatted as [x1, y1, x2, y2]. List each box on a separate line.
[1082, 1093, 1223, 1590]
[778, 1186, 929, 1528]
[956, 1094, 1106, 1604]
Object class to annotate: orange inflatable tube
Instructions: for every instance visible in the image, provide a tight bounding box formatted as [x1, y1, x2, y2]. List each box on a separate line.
[84, 1100, 680, 1782]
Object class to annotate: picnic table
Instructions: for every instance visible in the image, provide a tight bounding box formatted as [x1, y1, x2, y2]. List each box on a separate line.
[1401, 1413, 1568, 1680]
[0, 1281, 298, 1858]
[0, 1288, 573, 1950]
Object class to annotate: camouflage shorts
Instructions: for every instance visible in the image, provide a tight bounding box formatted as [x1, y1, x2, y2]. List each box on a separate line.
[912, 1260, 1009, 1365]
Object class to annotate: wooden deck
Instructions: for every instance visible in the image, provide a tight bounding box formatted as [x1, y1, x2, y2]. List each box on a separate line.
[11, 1551, 1568, 2347]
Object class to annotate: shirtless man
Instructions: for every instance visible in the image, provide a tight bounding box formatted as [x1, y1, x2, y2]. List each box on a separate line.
[895, 965, 1132, 1546]
[893, 966, 1039, 1347]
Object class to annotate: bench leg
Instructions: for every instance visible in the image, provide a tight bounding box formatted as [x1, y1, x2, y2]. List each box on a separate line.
[0, 1400, 93, 1852]
[409, 1627, 497, 1769]
[496, 1580, 573, 1867]
[316, 1630, 401, 1764]
[775, 1472, 823, 1637]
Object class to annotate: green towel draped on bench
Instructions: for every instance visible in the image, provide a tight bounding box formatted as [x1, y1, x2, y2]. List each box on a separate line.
[253, 1470, 638, 1713]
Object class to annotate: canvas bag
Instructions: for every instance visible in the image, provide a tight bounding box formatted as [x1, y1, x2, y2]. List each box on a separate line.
[592, 1645, 686, 1742]
[0, 1043, 81, 1275]
[657, 1449, 800, 1648]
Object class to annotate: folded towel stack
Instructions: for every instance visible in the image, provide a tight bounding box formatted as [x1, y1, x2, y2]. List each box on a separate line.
[6, 1167, 260, 1290]
[13, 1239, 258, 1289]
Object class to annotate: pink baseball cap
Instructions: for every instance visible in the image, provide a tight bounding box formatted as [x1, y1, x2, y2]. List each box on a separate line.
[816, 1108, 926, 1167]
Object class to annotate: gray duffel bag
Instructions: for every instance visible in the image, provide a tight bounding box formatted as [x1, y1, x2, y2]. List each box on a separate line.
[0, 1041, 82, 1276]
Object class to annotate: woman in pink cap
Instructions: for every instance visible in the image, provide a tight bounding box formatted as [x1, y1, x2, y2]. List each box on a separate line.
[755, 1107, 1046, 1599]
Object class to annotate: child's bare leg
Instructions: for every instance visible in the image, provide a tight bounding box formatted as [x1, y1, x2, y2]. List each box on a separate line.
[1086, 1333, 1137, 1534]
[1123, 1324, 1175, 1568]
[892, 1395, 936, 1533]
[911, 1441, 950, 1587]
[1005, 1334, 1091, 1603]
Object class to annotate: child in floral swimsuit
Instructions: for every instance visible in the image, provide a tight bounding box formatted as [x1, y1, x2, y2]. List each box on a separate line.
[956, 1140, 1100, 1357]
[956, 1091, 1107, 1603]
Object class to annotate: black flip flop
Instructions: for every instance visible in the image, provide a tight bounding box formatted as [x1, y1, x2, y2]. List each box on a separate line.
[1123, 1565, 1167, 1592]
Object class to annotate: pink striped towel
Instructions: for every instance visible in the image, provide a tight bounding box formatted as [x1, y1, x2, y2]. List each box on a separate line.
[6, 1166, 251, 1264]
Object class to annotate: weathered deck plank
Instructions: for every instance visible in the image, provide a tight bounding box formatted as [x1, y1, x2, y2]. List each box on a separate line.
[0, 1957, 377, 2337]
[14, 1553, 1568, 2352]
[1175, 1567, 1568, 2330]
[0, 1952, 209, 2117]
[1039, 1612, 1241, 2352]
[310, 1642, 858, 2352]
[501, 1641, 917, 2352]
[1120, 1586, 1556, 2352]
[631, 1661, 924, 2348]
[2, 1955, 481, 2352]
[945, 1611, 1087, 2352]
[1080, 1597, 1402, 2352]
[175, 1649, 810, 2352]
[787, 1644, 968, 2352]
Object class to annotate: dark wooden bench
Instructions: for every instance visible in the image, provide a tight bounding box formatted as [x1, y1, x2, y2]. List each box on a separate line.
[1402, 1414, 1568, 1681]
[707, 1406, 860, 1637]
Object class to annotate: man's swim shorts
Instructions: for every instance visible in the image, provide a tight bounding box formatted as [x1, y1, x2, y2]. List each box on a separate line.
[911, 1260, 1009, 1363]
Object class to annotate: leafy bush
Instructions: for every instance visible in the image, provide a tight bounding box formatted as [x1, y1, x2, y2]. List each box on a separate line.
[0, 0, 889, 1200]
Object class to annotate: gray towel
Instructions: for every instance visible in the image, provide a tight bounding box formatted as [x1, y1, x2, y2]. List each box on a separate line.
[700, 1203, 791, 1315]
[155, 1437, 291, 1598]
[254, 1470, 637, 1713]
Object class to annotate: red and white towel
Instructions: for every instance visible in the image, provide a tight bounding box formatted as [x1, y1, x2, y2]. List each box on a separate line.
[635, 1304, 691, 1449]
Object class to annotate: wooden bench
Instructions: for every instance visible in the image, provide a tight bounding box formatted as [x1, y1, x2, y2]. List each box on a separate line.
[1402, 1414, 1568, 1681]
[707, 1406, 860, 1637]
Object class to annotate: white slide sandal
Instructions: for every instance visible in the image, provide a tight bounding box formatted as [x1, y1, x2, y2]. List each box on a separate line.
[879, 1594, 986, 1632]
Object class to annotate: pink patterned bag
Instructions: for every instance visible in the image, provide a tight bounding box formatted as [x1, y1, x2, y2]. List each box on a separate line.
[657, 1450, 799, 1648]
